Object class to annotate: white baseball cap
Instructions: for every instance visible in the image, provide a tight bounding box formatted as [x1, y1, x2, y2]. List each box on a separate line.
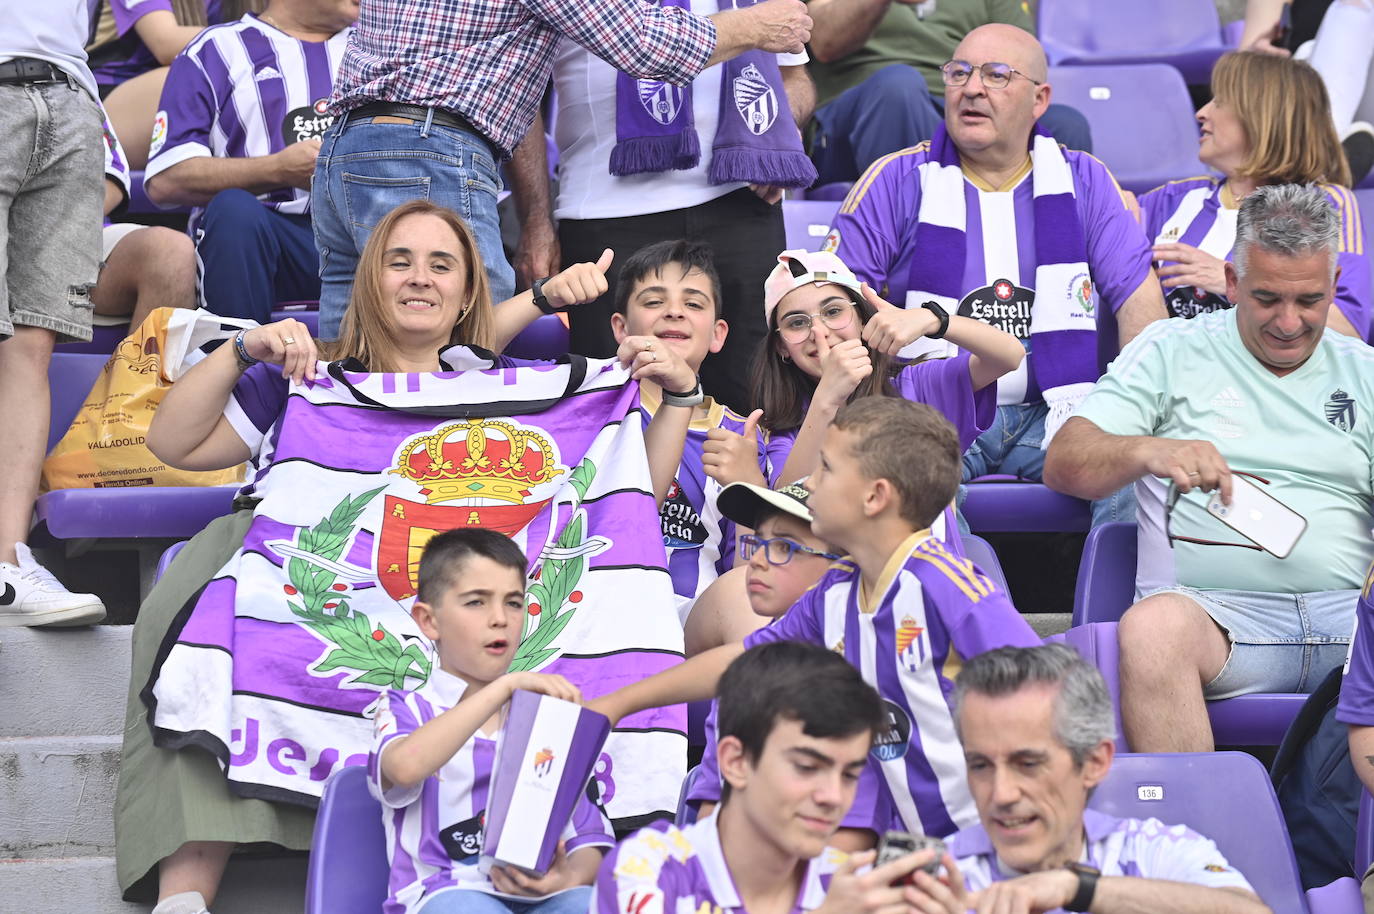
[717, 479, 815, 530]
[762, 249, 866, 325]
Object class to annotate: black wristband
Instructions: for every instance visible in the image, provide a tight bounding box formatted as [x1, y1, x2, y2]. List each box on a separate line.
[1064, 864, 1099, 912]
[920, 300, 950, 339]
[531, 277, 561, 316]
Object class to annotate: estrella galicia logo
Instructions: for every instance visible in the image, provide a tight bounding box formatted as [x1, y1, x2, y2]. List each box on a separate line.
[439, 811, 484, 862]
[1325, 389, 1357, 432]
[871, 699, 911, 762]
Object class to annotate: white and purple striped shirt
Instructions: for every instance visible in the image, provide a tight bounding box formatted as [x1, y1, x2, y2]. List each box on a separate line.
[744, 533, 1041, 838]
[1140, 176, 1371, 337]
[369, 668, 614, 914]
[102, 109, 131, 206]
[146, 13, 351, 226]
[595, 812, 846, 913]
[951, 809, 1256, 898]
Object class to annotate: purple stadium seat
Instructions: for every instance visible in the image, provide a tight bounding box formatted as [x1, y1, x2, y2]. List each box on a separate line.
[46, 352, 106, 452]
[1046, 64, 1209, 194]
[1039, 0, 1229, 84]
[127, 170, 191, 216]
[154, 541, 188, 583]
[961, 477, 1091, 533]
[1072, 521, 1137, 626]
[675, 764, 703, 827]
[1089, 753, 1324, 914]
[1357, 192, 1374, 322]
[781, 200, 841, 252]
[804, 182, 853, 202]
[505, 314, 570, 360]
[55, 323, 132, 354]
[961, 533, 1010, 595]
[1308, 878, 1364, 914]
[1064, 621, 1308, 748]
[305, 766, 389, 914]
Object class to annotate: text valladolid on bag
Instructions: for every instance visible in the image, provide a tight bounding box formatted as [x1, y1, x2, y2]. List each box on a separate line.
[42, 307, 254, 490]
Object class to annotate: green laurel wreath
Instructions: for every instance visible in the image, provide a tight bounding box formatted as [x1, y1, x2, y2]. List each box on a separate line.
[287, 486, 431, 689]
[510, 457, 597, 672]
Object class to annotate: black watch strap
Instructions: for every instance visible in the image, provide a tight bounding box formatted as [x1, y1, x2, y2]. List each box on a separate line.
[531, 277, 560, 315]
[1064, 864, 1100, 912]
[920, 300, 950, 339]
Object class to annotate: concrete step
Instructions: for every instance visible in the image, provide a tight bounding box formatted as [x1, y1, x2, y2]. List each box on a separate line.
[0, 626, 131, 739]
[0, 855, 307, 914]
[1024, 612, 1073, 639]
[1, 736, 120, 858]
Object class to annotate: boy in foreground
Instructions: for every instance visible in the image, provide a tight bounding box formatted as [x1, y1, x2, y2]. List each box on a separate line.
[590, 398, 1040, 845]
[596, 640, 936, 914]
[370, 529, 612, 914]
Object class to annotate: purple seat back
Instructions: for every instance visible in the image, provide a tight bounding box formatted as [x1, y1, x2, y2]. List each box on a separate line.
[1046, 65, 1208, 194]
[155, 541, 189, 583]
[961, 480, 1091, 533]
[46, 353, 108, 452]
[505, 314, 570, 360]
[961, 533, 1010, 596]
[1090, 752, 1307, 914]
[306, 765, 390, 914]
[1039, 0, 1226, 82]
[675, 764, 703, 827]
[1306, 877, 1363, 914]
[781, 200, 840, 252]
[1072, 521, 1137, 626]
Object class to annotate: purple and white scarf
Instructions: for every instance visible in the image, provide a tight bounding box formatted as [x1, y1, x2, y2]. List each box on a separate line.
[609, 0, 816, 189]
[907, 125, 1097, 445]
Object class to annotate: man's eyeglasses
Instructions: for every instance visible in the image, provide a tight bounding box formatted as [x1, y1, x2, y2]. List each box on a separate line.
[739, 533, 841, 566]
[940, 60, 1043, 90]
[774, 301, 857, 344]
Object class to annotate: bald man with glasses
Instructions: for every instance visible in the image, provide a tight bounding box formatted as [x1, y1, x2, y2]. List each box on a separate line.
[824, 24, 1167, 529]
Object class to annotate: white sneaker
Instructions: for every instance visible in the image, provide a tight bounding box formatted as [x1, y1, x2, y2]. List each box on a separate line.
[0, 543, 106, 627]
[151, 891, 211, 914]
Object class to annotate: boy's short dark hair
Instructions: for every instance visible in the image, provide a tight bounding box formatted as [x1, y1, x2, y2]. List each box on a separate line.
[415, 529, 528, 604]
[831, 398, 961, 529]
[612, 239, 723, 319]
[717, 641, 885, 803]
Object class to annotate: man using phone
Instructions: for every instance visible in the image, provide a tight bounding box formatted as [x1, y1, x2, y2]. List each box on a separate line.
[905, 644, 1269, 914]
[1044, 184, 1374, 753]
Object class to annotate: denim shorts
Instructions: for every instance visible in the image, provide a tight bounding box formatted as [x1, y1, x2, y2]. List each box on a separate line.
[0, 80, 103, 341]
[1144, 586, 1358, 699]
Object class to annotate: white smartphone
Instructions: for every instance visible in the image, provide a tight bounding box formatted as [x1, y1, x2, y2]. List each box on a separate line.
[1205, 475, 1307, 559]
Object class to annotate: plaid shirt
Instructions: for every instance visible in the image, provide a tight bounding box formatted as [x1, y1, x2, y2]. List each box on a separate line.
[330, 0, 718, 157]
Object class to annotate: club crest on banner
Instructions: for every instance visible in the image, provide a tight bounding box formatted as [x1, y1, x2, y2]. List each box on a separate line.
[533, 746, 556, 776]
[638, 80, 685, 127]
[378, 418, 567, 601]
[733, 63, 778, 136]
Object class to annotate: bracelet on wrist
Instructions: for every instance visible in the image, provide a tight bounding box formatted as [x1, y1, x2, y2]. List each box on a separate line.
[233, 330, 260, 370]
[920, 300, 950, 339]
[660, 377, 705, 408]
[531, 277, 564, 316]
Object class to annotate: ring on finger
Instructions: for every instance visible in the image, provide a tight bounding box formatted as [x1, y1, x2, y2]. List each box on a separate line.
[283, 336, 297, 345]
[1187, 471, 1200, 479]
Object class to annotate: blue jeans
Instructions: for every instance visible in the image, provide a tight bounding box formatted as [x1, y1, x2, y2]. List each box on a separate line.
[310, 110, 515, 339]
[417, 887, 593, 914]
[196, 189, 321, 324]
[961, 402, 1135, 527]
[810, 64, 1095, 185]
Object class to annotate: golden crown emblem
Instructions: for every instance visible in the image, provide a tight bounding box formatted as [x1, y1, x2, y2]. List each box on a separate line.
[391, 418, 564, 505]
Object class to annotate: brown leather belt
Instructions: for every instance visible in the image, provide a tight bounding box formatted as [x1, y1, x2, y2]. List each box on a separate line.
[348, 101, 490, 147]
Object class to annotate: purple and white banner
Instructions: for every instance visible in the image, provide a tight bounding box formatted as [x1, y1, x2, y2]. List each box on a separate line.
[483, 689, 611, 874]
[144, 352, 686, 825]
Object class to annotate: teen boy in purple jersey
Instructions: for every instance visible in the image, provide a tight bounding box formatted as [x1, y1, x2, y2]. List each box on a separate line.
[590, 397, 1039, 845]
[596, 640, 937, 914]
[371, 529, 613, 914]
[609, 240, 772, 622]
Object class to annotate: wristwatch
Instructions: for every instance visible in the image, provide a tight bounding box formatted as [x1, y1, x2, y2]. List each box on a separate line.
[1063, 862, 1100, 912]
[531, 277, 562, 316]
[919, 300, 950, 339]
[660, 377, 705, 408]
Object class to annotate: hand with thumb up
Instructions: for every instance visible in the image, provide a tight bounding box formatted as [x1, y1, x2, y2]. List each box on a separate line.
[858, 282, 943, 356]
[702, 408, 769, 487]
[539, 248, 615, 311]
